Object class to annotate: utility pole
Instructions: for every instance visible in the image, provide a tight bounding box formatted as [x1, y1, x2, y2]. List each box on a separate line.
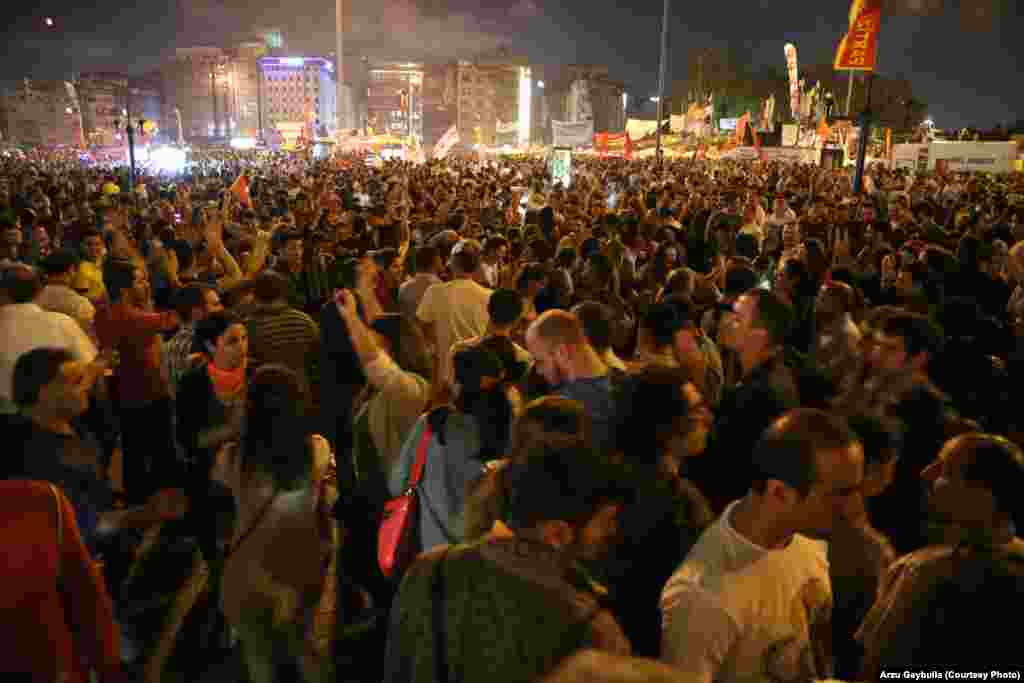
[654, 0, 670, 167]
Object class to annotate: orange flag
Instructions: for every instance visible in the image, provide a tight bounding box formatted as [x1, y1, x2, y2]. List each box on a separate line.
[230, 174, 252, 208]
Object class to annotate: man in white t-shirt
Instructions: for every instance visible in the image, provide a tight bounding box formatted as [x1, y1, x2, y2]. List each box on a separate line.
[417, 242, 492, 386]
[660, 409, 864, 683]
[0, 265, 97, 414]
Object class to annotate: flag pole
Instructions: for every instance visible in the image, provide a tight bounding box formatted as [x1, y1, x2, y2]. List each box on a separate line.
[845, 70, 855, 115]
[654, 0, 670, 168]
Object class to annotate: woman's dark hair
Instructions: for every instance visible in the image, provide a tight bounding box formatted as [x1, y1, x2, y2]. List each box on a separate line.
[243, 364, 312, 489]
[613, 366, 698, 468]
[102, 258, 138, 302]
[12, 347, 74, 407]
[508, 396, 591, 464]
[572, 301, 614, 353]
[503, 443, 627, 532]
[193, 311, 242, 355]
[369, 314, 434, 381]
[452, 344, 513, 461]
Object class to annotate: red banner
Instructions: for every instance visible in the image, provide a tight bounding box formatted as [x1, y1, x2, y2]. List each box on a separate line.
[834, 0, 881, 71]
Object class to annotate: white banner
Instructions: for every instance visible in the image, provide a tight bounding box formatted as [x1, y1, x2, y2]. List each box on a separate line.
[552, 120, 594, 148]
[433, 125, 460, 159]
[785, 43, 800, 120]
[626, 118, 666, 140]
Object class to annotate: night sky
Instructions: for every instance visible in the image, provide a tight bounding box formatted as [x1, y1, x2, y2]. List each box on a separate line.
[0, 0, 1020, 129]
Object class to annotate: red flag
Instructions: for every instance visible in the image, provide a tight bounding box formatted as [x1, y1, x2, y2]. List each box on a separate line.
[230, 174, 252, 208]
[834, 0, 881, 71]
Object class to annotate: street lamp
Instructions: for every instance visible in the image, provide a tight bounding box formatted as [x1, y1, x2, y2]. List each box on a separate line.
[114, 114, 149, 202]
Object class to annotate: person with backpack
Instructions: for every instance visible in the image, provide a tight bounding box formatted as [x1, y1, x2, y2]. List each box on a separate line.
[388, 343, 516, 554]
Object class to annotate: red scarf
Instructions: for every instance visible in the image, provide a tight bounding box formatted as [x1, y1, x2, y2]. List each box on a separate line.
[206, 360, 246, 397]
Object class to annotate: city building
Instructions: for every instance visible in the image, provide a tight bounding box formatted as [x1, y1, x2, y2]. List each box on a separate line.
[366, 61, 422, 139]
[160, 47, 231, 142]
[0, 79, 84, 147]
[76, 72, 127, 147]
[230, 42, 266, 139]
[259, 56, 337, 139]
[453, 49, 531, 148]
[563, 65, 626, 134]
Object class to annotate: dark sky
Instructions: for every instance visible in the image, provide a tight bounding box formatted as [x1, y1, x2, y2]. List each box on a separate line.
[0, 0, 1020, 128]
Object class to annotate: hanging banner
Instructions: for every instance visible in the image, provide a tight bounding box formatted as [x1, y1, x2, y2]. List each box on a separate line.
[433, 124, 460, 159]
[834, 0, 881, 71]
[552, 120, 594, 148]
[626, 118, 667, 140]
[784, 43, 801, 121]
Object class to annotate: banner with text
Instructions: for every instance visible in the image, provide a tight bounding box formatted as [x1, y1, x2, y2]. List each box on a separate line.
[834, 0, 881, 71]
[552, 120, 595, 148]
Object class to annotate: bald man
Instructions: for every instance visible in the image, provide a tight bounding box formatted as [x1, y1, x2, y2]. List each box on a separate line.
[525, 309, 620, 449]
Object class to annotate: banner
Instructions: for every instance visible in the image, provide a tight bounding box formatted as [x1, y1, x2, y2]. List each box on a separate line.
[552, 120, 594, 148]
[626, 118, 666, 140]
[834, 0, 881, 71]
[784, 43, 801, 121]
[433, 124, 459, 159]
[594, 132, 633, 159]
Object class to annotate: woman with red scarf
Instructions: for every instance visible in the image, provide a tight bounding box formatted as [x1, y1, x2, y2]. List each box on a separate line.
[175, 310, 248, 560]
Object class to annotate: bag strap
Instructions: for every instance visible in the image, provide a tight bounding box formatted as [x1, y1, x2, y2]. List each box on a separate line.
[406, 417, 434, 489]
[48, 484, 63, 583]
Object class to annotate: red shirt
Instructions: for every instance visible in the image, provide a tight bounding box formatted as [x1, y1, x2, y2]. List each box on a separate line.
[0, 481, 125, 683]
[95, 301, 177, 405]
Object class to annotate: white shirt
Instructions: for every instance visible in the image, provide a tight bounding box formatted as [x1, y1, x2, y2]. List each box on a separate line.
[417, 278, 492, 383]
[0, 303, 98, 411]
[660, 501, 833, 683]
[35, 284, 96, 337]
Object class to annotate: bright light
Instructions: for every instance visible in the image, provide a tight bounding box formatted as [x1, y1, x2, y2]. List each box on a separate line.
[538, 81, 545, 89]
[923, 117, 935, 127]
[45, 17, 54, 27]
[230, 137, 257, 150]
[282, 57, 305, 67]
[149, 146, 187, 174]
[518, 67, 532, 147]
[623, 93, 628, 111]
[650, 96, 660, 102]
[65, 107, 73, 115]
[122, 109, 128, 117]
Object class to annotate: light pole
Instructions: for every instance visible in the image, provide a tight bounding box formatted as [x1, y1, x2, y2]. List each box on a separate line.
[114, 95, 147, 204]
[654, 0, 670, 166]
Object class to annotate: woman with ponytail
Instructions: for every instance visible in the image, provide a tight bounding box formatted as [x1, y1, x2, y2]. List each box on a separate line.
[388, 343, 517, 554]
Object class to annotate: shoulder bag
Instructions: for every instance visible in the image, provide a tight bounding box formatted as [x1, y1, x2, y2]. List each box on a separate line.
[377, 418, 433, 579]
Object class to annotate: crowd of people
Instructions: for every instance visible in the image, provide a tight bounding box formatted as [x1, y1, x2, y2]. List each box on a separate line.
[2, 146, 1024, 682]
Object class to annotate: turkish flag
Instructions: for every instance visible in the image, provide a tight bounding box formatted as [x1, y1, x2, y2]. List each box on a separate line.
[230, 174, 252, 208]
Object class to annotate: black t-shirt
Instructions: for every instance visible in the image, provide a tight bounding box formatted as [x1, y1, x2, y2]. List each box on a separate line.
[1, 415, 112, 548]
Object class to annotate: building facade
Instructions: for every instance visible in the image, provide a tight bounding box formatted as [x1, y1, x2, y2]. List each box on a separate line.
[161, 47, 230, 142]
[366, 61, 422, 139]
[453, 50, 531, 148]
[0, 80, 84, 147]
[76, 73, 127, 147]
[563, 65, 626, 134]
[259, 57, 336, 139]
